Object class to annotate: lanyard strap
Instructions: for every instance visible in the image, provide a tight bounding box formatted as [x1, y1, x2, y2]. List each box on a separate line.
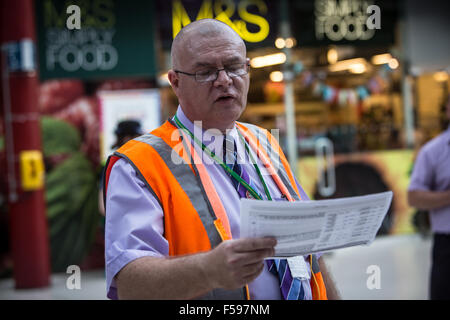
[236, 122, 295, 202]
[236, 129, 272, 200]
[173, 115, 271, 200]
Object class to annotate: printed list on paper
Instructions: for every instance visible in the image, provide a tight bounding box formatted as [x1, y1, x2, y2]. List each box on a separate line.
[240, 191, 393, 257]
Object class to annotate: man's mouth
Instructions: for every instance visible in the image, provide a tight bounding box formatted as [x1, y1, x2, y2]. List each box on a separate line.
[215, 95, 235, 103]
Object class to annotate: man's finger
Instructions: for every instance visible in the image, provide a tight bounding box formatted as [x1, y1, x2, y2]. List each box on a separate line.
[241, 249, 274, 266]
[241, 261, 265, 277]
[242, 262, 265, 283]
[233, 237, 277, 252]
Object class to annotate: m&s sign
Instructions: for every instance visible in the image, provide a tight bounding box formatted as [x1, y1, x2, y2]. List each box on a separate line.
[171, 0, 271, 43]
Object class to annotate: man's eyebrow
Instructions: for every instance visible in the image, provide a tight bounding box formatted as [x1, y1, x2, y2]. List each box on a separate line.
[193, 57, 246, 68]
[224, 56, 245, 64]
[193, 62, 215, 68]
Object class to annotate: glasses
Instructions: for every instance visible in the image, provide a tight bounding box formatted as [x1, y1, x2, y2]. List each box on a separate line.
[174, 62, 250, 83]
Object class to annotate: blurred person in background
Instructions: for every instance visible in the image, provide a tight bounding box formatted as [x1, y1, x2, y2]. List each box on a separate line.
[102, 19, 339, 300]
[98, 120, 142, 215]
[110, 120, 144, 150]
[408, 95, 450, 300]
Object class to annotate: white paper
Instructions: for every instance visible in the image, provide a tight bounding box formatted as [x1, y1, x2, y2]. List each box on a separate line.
[240, 191, 393, 257]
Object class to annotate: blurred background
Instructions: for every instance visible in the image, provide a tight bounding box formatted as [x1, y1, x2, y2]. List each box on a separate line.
[0, 0, 449, 299]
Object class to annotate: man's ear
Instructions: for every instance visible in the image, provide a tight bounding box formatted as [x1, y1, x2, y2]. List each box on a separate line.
[168, 70, 179, 91]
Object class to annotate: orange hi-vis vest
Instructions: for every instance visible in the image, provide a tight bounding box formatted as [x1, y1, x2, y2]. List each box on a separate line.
[104, 119, 328, 300]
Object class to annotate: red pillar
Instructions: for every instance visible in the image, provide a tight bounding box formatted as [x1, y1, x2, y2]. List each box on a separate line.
[0, 0, 50, 288]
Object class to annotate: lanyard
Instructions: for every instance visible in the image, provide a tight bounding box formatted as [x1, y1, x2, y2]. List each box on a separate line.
[236, 129, 273, 201]
[173, 115, 272, 200]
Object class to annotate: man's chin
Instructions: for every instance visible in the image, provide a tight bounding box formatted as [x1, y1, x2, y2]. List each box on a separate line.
[217, 103, 243, 118]
[217, 98, 244, 109]
[205, 104, 243, 130]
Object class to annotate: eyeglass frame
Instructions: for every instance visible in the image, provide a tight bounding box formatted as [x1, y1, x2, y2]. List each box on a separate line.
[173, 61, 251, 83]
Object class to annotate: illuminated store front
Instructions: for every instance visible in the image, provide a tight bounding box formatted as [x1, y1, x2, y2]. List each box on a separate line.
[155, 0, 448, 235]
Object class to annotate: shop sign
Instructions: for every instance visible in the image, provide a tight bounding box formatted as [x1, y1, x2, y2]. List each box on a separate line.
[35, 0, 156, 80]
[158, 0, 278, 49]
[315, 0, 378, 41]
[291, 0, 397, 47]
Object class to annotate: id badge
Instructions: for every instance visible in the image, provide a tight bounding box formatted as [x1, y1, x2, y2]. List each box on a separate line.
[287, 256, 310, 280]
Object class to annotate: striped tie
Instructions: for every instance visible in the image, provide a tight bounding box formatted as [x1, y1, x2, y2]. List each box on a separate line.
[266, 259, 305, 300]
[223, 134, 306, 300]
[223, 134, 261, 199]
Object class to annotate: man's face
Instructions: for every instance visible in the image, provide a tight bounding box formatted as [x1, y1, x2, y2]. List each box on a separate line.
[168, 31, 250, 131]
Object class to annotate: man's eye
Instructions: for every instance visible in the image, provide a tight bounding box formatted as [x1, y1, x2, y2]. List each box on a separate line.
[226, 64, 241, 72]
[197, 69, 215, 76]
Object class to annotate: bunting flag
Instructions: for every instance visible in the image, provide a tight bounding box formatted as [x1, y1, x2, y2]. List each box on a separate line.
[301, 64, 394, 107]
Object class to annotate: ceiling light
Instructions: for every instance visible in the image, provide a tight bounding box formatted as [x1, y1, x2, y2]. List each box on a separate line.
[275, 38, 285, 49]
[388, 58, 399, 69]
[371, 53, 392, 65]
[250, 53, 287, 68]
[349, 64, 366, 74]
[270, 71, 283, 82]
[434, 71, 449, 82]
[329, 58, 367, 72]
[285, 38, 296, 48]
[327, 48, 338, 64]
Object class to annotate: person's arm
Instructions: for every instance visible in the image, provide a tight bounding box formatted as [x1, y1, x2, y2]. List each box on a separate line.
[106, 159, 276, 299]
[98, 188, 105, 216]
[408, 145, 450, 210]
[408, 189, 450, 210]
[318, 256, 341, 300]
[115, 237, 276, 300]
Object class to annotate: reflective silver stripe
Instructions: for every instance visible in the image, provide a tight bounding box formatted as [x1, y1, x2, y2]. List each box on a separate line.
[241, 122, 282, 172]
[277, 167, 301, 201]
[179, 136, 223, 238]
[239, 123, 300, 201]
[134, 134, 223, 249]
[311, 254, 320, 274]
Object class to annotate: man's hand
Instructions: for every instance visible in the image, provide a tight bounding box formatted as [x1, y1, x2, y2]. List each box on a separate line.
[116, 237, 276, 299]
[408, 189, 450, 210]
[201, 237, 277, 290]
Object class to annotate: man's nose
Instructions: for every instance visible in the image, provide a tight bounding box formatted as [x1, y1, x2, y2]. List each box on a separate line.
[213, 69, 232, 87]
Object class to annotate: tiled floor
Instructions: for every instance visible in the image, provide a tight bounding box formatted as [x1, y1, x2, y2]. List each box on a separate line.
[0, 269, 107, 300]
[323, 233, 432, 299]
[0, 233, 432, 300]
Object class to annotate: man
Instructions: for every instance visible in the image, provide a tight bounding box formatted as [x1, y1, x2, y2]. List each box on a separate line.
[408, 96, 450, 300]
[104, 19, 340, 300]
